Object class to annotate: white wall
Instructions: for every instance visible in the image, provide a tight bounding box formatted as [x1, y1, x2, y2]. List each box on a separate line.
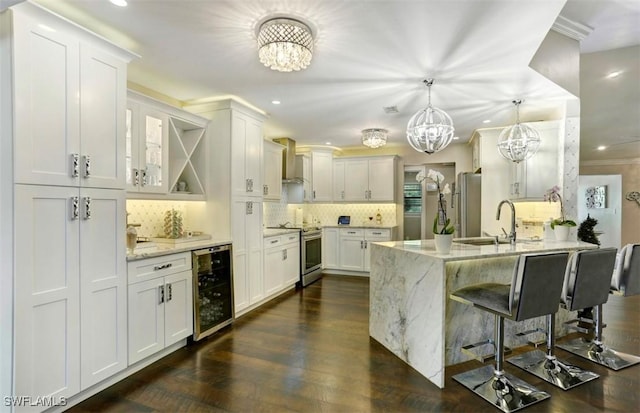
[578, 175, 622, 249]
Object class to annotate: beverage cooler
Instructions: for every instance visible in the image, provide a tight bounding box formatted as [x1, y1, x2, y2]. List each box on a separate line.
[192, 244, 234, 340]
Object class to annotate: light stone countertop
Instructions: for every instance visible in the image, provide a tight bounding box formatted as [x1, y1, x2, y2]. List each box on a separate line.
[322, 225, 398, 229]
[263, 228, 301, 237]
[375, 239, 597, 261]
[126, 238, 232, 261]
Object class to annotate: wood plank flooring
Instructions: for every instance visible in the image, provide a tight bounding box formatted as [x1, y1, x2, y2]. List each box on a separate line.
[71, 275, 640, 412]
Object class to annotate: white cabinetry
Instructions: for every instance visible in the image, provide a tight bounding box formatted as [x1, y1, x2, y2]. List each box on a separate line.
[334, 156, 397, 202]
[322, 227, 340, 269]
[127, 252, 193, 365]
[231, 111, 264, 198]
[334, 228, 393, 273]
[263, 232, 300, 296]
[6, 3, 135, 405]
[311, 150, 333, 202]
[263, 140, 284, 201]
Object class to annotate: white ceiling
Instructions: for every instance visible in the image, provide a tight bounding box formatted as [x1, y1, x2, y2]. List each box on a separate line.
[29, 0, 640, 161]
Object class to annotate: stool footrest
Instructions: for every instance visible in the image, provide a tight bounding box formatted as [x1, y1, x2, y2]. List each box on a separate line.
[515, 328, 547, 348]
[461, 339, 511, 363]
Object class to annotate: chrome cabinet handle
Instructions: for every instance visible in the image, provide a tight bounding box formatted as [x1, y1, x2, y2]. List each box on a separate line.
[153, 263, 173, 271]
[83, 197, 91, 219]
[133, 168, 139, 186]
[283, 250, 287, 260]
[263, 185, 268, 195]
[71, 153, 79, 178]
[372, 232, 381, 235]
[360, 240, 364, 249]
[348, 231, 356, 234]
[141, 169, 147, 186]
[246, 178, 253, 192]
[341, 190, 344, 200]
[71, 197, 79, 220]
[313, 190, 316, 199]
[167, 283, 172, 302]
[246, 201, 253, 215]
[83, 155, 91, 178]
[270, 239, 278, 244]
[364, 241, 368, 249]
[158, 285, 165, 304]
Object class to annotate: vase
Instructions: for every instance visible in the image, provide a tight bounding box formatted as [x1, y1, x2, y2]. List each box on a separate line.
[554, 225, 570, 242]
[434, 234, 453, 254]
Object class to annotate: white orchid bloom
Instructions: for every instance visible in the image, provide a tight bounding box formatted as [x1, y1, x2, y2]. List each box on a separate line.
[427, 169, 444, 184]
[415, 170, 426, 183]
[442, 183, 451, 195]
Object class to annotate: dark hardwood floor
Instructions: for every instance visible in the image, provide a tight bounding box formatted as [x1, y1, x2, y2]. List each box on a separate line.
[71, 275, 640, 412]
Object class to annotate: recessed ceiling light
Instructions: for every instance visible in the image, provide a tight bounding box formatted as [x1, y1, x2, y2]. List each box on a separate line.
[606, 71, 622, 79]
[597, 145, 607, 151]
[271, 100, 281, 105]
[453, 136, 460, 140]
[482, 119, 491, 124]
[325, 142, 332, 145]
[109, 0, 128, 6]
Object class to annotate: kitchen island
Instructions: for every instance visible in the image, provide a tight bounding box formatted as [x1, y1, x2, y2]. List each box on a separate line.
[369, 239, 597, 388]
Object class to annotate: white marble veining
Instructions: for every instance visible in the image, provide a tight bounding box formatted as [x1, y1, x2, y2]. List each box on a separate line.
[369, 239, 597, 389]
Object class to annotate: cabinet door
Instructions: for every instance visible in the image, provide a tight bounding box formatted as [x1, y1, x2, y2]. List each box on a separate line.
[364, 229, 392, 272]
[231, 112, 263, 197]
[263, 141, 283, 201]
[247, 201, 264, 304]
[339, 237, 365, 271]
[127, 277, 164, 365]
[164, 270, 194, 347]
[344, 159, 369, 201]
[14, 185, 81, 400]
[130, 105, 168, 193]
[231, 199, 263, 312]
[322, 228, 340, 269]
[368, 158, 395, 202]
[301, 155, 312, 202]
[125, 103, 140, 191]
[283, 242, 301, 286]
[311, 151, 333, 201]
[13, 14, 80, 187]
[332, 159, 346, 201]
[263, 241, 284, 296]
[79, 44, 127, 190]
[79, 188, 127, 388]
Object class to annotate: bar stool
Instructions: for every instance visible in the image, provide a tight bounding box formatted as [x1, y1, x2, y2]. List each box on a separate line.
[450, 251, 569, 413]
[508, 249, 615, 389]
[558, 243, 640, 370]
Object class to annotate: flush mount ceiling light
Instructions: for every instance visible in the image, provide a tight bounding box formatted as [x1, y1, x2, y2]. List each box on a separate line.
[257, 18, 314, 72]
[362, 128, 388, 148]
[406, 79, 455, 154]
[497, 99, 541, 163]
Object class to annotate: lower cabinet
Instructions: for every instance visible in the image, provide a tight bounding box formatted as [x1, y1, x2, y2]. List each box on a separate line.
[127, 252, 193, 365]
[326, 227, 392, 273]
[264, 233, 300, 297]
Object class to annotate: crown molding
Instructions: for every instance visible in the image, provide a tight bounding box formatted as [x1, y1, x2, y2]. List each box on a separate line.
[581, 158, 640, 167]
[552, 15, 593, 42]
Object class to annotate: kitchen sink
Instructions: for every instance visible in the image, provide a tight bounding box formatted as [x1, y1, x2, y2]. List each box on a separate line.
[453, 237, 510, 246]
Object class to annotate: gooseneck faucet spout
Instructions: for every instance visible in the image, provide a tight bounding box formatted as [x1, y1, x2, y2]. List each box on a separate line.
[496, 199, 517, 245]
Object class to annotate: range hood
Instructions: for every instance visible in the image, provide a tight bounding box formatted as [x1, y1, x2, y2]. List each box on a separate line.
[273, 138, 303, 184]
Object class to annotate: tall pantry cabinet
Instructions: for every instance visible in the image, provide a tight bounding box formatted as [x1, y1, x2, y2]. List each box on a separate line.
[1, 2, 136, 408]
[185, 99, 266, 316]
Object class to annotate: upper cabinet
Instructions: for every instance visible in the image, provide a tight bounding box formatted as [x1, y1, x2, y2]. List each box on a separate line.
[310, 150, 333, 202]
[334, 156, 397, 202]
[126, 91, 208, 198]
[263, 140, 284, 201]
[12, 7, 131, 190]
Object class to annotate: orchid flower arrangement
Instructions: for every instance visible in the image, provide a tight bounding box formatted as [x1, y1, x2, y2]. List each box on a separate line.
[417, 169, 455, 234]
[544, 185, 577, 228]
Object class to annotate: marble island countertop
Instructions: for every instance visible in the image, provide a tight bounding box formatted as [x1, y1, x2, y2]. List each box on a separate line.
[322, 224, 398, 229]
[377, 239, 597, 261]
[127, 238, 232, 261]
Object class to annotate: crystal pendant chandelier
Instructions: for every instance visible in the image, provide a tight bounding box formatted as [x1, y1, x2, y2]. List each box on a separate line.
[497, 100, 541, 163]
[257, 18, 314, 72]
[361, 128, 388, 148]
[406, 79, 455, 154]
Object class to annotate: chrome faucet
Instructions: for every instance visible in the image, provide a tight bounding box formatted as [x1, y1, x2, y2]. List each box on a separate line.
[496, 199, 517, 245]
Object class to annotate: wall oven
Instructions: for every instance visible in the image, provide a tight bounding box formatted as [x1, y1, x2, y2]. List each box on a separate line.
[301, 228, 322, 286]
[192, 244, 234, 341]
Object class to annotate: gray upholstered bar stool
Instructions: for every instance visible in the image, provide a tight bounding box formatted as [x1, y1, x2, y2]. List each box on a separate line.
[558, 243, 640, 370]
[450, 251, 569, 413]
[508, 249, 615, 389]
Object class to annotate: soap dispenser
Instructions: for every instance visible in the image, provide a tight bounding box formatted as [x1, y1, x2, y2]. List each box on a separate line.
[375, 209, 382, 225]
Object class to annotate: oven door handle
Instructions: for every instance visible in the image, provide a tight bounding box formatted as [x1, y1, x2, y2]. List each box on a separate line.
[304, 234, 322, 241]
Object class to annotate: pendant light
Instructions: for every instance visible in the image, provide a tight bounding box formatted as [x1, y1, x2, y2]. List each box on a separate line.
[406, 79, 455, 154]
[257, 18, 314, 72]
[497, 99, 541, 163]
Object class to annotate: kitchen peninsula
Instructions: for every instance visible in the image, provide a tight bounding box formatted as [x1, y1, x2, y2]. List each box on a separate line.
[369, 239, 597, 388]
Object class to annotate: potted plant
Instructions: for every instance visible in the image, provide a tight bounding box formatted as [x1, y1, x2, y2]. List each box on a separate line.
[417, 169, 454, 253]
[544, 185, 576, 241]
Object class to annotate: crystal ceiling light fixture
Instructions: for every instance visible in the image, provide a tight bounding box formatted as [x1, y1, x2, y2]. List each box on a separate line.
[257, 17, 314, 72]
[497, 99, 541, 163]
[361, 128, 388, 148]
[406, 79, 455, 154]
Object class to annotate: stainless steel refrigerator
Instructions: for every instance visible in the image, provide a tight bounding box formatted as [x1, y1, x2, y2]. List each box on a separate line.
[456, 172, 481, 237]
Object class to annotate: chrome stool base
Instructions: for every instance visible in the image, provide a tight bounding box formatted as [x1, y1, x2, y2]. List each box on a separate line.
[452, 365, 550, 413]
[557, 338, 640, 371]
[507, 350, 599, 390]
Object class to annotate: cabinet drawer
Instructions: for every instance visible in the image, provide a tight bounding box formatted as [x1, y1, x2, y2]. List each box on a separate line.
[365, 228, 391, 239]
[128, 252, 192, 285]
[264, 236, 282, 249]
[282, 233, 300, 245]
[340, 228, 364, 237]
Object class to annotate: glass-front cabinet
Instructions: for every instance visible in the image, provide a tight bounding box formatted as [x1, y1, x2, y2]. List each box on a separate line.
[126, 99, 169, 193]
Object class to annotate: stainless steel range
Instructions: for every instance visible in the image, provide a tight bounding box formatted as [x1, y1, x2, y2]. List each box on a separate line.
[300, 226, 322, 286]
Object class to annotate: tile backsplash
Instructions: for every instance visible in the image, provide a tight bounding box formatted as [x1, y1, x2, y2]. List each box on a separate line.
[127, 200, 193, 238]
